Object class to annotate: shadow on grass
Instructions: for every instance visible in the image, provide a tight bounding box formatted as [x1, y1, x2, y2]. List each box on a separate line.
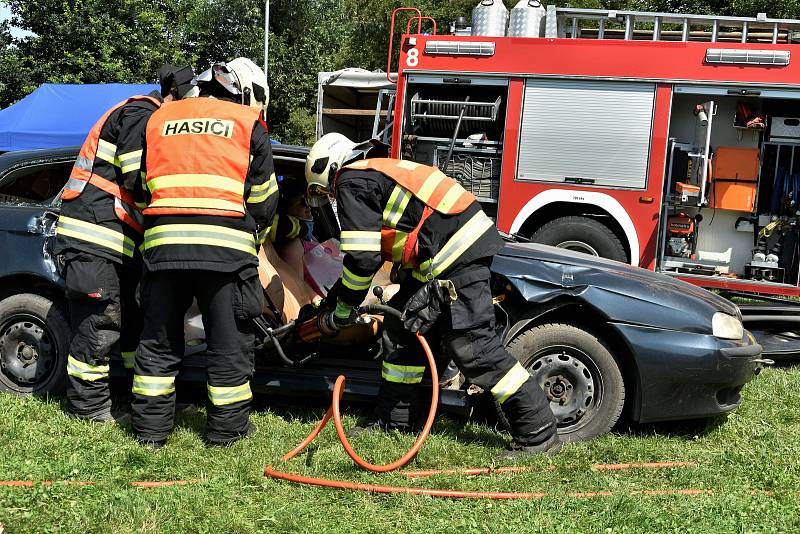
[616, 414, 728, 440]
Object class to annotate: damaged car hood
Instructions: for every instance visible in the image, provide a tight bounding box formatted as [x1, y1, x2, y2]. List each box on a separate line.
[493, 243, 740, 335]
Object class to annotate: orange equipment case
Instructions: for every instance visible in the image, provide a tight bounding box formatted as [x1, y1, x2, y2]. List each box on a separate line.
[711, 147, 760, 212]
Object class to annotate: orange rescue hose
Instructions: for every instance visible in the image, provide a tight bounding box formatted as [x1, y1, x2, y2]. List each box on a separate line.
[279, 332, 438, 472]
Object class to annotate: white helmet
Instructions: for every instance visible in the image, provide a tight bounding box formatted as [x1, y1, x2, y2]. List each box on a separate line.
[195, 58, 269, 111]
[227, 57, 270, 111]
[306, 133, 368, 196]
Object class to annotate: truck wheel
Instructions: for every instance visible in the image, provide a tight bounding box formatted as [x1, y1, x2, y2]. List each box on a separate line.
[0, 294, 70, 396]
[531, 216, 628, 263]
[506, 323, 625, 443]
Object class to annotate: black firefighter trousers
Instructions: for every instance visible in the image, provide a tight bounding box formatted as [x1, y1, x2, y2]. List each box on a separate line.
[65, 253, 141, 418]
[131, 268, 262, 444]
[376, 261, 557, 446]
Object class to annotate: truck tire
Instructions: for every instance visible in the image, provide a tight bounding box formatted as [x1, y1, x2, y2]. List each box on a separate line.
[0, 294, 70, 396]
[506, 323, 625, 443]
[531, 216, 628, 263]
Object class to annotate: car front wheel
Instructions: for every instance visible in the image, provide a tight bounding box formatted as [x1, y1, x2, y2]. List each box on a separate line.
[0, 294, 70, 396]
[506, 322, 625, 442]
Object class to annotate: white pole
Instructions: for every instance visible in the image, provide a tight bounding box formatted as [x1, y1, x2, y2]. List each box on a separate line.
[264, 0, 270, 80]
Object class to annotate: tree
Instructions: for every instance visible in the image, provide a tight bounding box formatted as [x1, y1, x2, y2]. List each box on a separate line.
[4, 0, 800, 140]
[0, 21, 25, 107]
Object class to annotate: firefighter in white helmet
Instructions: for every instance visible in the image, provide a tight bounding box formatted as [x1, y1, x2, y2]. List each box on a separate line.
[306, 134, 561, 460]
[131, 58, 277, 448]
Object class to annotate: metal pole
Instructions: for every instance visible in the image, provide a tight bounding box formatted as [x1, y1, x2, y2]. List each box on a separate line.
[264, 0, 270, 80]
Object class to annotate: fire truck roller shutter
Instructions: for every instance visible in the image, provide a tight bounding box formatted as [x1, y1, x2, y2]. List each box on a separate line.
[510, 189, 640, 266]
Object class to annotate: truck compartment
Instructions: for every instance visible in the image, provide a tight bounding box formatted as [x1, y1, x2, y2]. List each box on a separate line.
[660, 90, 800, 287]
[400, 75, 508, 212]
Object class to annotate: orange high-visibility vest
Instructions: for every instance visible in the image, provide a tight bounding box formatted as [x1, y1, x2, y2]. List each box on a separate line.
[143, 98, 261, 217]
[63, 95, 161, 234]
[339, 158, 476, 267]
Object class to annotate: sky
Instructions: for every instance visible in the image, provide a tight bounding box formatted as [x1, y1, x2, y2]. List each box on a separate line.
[1, 2, 32, 38]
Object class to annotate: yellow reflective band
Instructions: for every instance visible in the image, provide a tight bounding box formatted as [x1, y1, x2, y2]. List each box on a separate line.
[96, 139, 118, 166]
[413, 211, 494, 281]
[121, 162, 142, 174]
[148, 174, 245, 196]
[133, 375, 176, 397]
[98, 139, 117, 154]
[392, 231, 408, 263]
[118, 150, 143, 174]
[57, 215, 135, 257]
[491, 362, 531, 404]
[142, 224, 257, 256]
[269, 219, 280, 242]
[122, 351, 136, 370]
[341, 265, 374, 291]
[438, 182, 469, 212]
[247, 179, 279, 205]
[148, 197, 245, 213]
[341, 231, 382, 252]
[416, 170, 448, 205]
[288, 216, 301, 239]
[118, 149, 143, 163]
[208, 382, 253, 406]
[382, 186, 412, 228]
[257, 225, 271, 244]
[250, 174, 277, 193]
[381, 361, 426, 384]
[66, 355, 110, 382]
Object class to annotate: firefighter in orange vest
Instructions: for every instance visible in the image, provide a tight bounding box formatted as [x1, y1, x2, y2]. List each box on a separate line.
[54, 65, 196, 422]
[131, 58, 277, 448]
[306, 133, 560, 459]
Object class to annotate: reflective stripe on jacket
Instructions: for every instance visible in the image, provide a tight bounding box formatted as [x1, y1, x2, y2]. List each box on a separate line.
[144, 99, 261, 217]
[62, 95, 161, 234]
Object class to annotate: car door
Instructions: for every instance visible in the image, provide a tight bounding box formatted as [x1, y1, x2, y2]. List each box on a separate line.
[0, 155, 75, 280]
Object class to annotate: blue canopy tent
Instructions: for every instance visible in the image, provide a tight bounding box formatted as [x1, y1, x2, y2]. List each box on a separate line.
[0, 83, 159, 152]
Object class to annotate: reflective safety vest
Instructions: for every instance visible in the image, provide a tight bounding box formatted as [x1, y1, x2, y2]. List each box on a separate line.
[143, 98, 261, 217]
[62, 95, 161, 234]
[339, 158, 476, 267]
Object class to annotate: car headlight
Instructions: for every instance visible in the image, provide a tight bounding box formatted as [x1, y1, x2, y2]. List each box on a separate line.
[712, 313, 744, 340]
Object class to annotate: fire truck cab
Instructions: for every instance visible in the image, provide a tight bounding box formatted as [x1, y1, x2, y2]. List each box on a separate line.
[386, 4, 800, 302]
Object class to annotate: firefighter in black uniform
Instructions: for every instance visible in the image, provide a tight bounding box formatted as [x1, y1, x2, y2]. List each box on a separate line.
[132, 58, 277, 448]
[305, 133, 560, 459]
[54, 65, 195, 422]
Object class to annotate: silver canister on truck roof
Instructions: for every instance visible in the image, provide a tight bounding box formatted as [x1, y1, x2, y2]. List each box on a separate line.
[507, 0, 547, 38]
[471, 0, 509, 37]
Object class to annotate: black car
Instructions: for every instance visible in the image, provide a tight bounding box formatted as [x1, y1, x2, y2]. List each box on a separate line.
[0, 147, 765, 442]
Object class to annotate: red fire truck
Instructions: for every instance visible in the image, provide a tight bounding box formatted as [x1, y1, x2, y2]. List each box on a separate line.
[383, 5, 800, 305]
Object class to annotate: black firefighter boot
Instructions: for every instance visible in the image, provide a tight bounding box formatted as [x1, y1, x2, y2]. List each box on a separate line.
[496, 433, 563, 461]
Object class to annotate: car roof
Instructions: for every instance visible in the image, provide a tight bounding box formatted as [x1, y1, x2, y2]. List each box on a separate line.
[0, 147, 80, 172]
[0, 144, 309, 174]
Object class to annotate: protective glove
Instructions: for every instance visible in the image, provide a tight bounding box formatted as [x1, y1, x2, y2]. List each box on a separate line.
[401, 279, 458, 334]
[320, 300, 359, 336]
[332, 300, 359, 329]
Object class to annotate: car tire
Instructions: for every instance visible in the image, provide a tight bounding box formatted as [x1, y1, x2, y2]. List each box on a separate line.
[531, 216, 628, 263]
[506, 323, 625, 443]
[0, 294, 70, 396]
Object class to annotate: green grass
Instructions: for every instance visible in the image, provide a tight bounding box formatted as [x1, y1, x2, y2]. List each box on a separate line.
[2, 367, 800, 533]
